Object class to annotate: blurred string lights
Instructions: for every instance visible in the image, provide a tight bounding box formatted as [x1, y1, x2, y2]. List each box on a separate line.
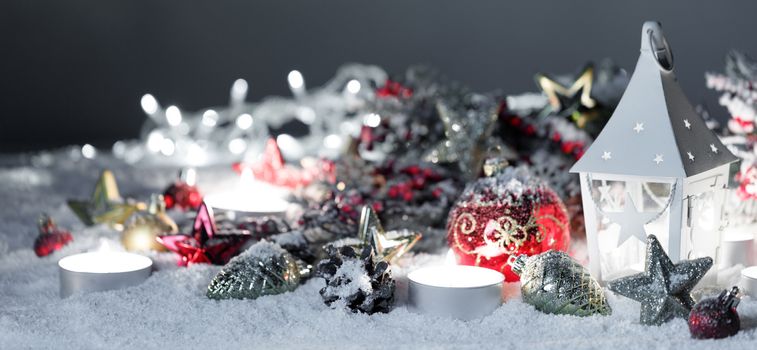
[112, 64, 388, 166]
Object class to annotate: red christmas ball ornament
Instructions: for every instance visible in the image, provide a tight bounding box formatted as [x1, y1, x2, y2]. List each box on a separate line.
[163, 168, 203, 211]
[163, 182, 203, 211]
[447, 166, 570, 281]
[34, 214, 73, 257]
[689, 287, 741, 339]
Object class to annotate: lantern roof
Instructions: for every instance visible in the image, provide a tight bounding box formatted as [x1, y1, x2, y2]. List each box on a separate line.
[571, 22, 738, 178]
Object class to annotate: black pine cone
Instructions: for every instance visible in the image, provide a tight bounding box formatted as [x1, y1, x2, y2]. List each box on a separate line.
[316, 246, 395, 314]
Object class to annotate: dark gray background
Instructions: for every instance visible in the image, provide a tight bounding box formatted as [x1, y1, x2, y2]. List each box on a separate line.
[1, 1, 755, 152]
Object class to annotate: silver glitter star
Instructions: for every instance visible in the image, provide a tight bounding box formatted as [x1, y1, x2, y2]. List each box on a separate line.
[608, 235, 713, 325]
[423, 101, 499, 179]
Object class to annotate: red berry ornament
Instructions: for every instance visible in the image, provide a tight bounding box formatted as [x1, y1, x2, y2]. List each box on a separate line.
[163, 182, 202, 211]
[689, 287, 741, 339]
[34, 214, 73, 257]
[447, 166, 570, 281]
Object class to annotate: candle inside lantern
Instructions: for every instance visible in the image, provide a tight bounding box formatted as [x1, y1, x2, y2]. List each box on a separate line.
[58, 242, 153, 298]
[407, 250, 504, 320]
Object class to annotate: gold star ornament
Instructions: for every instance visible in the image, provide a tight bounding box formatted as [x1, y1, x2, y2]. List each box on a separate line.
[536, 64, 598, 129]
[357, 206, 421, 263]
[121, 194, 178, 251]
[67, 170, 144, 230]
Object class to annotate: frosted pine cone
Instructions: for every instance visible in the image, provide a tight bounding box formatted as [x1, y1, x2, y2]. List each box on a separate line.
[317, 246, 395, 314]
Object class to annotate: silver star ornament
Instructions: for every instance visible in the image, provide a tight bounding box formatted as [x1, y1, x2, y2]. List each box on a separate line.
[608, 234, 713, 325]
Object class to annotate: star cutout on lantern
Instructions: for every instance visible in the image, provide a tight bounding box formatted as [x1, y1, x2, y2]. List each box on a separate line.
[687, 152, 695, 162]
[423, 101, 499, 179]
[684, 119, 691, 129]
[710, 144, 718, 153]
[156, 202, 251, 266]
[357, 206, 421, 263]
[633, 122, 644, 133]
[67, 170, 144, 230]
[653, 154, 664, 165]
[603, 192, 658, 245]
[535, 65, 598, 128]
[601, 151, 612, 161]
[608, 235, 713, 325]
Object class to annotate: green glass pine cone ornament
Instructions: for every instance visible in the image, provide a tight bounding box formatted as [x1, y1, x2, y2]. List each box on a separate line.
[207, 241, 307, 300]
[510, 250, 611, 316]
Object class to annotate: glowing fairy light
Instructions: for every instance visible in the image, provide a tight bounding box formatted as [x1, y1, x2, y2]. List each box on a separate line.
[146, 131, 164, 153]
[202, 110, 218, 127]
[140, 94, 159, 115]
[287, 70, 305, 90]
[346, 79, 361, 94]
[228, 138, 247, 154]
[160, 138, 175, 156]
[165, 106, 182, 126]
[230, 79, 249, 104]
[363, 113, 381, 127]
[236, 113, 253, 130]
[81, 144, 97, 159]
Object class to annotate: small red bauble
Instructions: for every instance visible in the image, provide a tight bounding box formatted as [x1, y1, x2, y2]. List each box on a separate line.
[688, 287, 741, 339]
[34, 214, 73, 257]
[163, 182, 203, 211]
[447, 166, 570, 281]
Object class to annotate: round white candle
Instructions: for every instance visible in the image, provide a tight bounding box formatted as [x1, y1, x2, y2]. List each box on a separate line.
[58, 252, 153, 298]
[204, 191, 289, 216]
[203, 170, 290, 217]
[741, 266, 757, 298]
[407, 265, 504, 320]
[408, 265, 504, 288]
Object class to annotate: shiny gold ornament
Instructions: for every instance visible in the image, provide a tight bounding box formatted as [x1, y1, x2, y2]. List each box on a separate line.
[67, 170, 144, 230]
[357, 206, 421, 263]
[121, 194, 178, 252]
[535, 65, 599, 128]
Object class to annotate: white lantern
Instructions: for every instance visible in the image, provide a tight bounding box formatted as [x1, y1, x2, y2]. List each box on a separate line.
[570, 22, 739, 283]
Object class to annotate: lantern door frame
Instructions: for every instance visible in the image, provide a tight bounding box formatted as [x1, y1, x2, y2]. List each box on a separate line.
[578, 171, 681, 282]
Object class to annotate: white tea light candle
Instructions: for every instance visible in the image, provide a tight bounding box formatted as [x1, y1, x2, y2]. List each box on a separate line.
[407, 264, 504, 320]
[58, 251, 153, 298]
[203, 169, 290, 218]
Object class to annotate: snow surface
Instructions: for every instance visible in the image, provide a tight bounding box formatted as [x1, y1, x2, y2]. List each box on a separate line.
[1, 149, 757, 349]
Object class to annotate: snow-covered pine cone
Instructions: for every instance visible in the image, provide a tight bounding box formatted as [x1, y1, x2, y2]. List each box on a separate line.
[316, 246, 395, 314]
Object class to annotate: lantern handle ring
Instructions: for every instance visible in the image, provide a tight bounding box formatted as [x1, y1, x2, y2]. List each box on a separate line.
[644, 22, 674, 72]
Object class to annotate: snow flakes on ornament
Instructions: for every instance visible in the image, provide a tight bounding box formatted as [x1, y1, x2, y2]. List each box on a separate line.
[608, 235, 713, 326]
[447, 166, 570, 281]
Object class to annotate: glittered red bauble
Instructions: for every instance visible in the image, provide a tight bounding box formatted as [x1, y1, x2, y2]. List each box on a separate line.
[688, 287, 741, 339]
[163, 182, 203, 211]
[447, 167, 570, 281]
[34, 229, 73, 257]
